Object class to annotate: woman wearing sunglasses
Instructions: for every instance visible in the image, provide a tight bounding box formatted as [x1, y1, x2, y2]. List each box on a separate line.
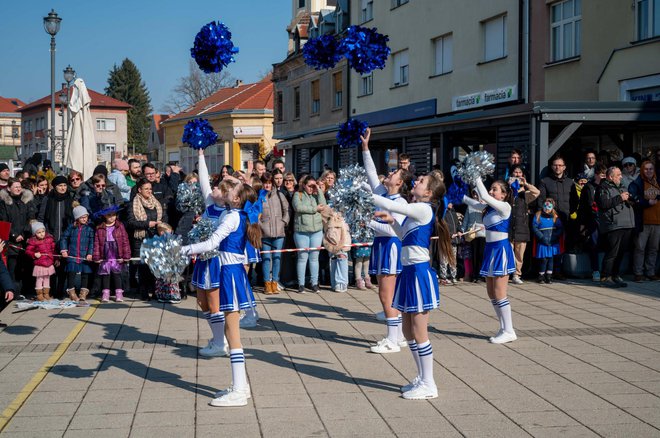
[80, 174, 121, 224]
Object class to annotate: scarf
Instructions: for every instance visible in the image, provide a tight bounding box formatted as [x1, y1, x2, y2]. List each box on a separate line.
[132, 194, 162, 240]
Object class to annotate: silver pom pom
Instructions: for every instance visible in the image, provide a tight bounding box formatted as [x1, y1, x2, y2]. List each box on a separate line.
[327, 164, 375, 244]
[456, 151, 496, 184]
[176, 182, 205, 214]
[140, 234, 190, 283]
[188, 217, 222, 261]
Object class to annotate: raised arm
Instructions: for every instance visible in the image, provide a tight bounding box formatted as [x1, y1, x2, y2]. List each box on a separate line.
[474, 178, 511, 217]
[361, 128, 387, 195]
[462, 194, 488, 211]
[372, 195, 433, 224]
[184, 210, 240, 255]
[197, 150, 213, 206]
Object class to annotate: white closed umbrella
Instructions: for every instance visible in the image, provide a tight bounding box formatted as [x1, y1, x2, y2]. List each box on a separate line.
[64, 78, 97, 179]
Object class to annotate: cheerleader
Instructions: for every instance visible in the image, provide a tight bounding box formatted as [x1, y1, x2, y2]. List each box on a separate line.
[370, 171, 454, 400]
[192, 149, 228, 357]
[183, 178, 262, 407]
[462, 178, 517, 344]
[361, 128, 413, 354]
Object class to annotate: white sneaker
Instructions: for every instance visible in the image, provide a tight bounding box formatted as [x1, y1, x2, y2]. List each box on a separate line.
[488, 329, 504, 343]
[276, 283, 284, 291]
[592, 271, 601, 282]
[402, 381, 438, 400]
[400, 375, 421, 393]
[375, 311, 386, 322]
[489, 330, 517, 344]
[397, 338, 408, 348]
[199, 340, 229, 357]
[511, 276, 523, 285]
[370, 337, 401, 354]
[209, 389, 248, 407]
[239, 312, 258, 328]
[214, 384, 251, 399]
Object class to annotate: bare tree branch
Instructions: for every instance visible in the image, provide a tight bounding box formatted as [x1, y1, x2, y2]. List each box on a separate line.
[161, 60, 235, 114]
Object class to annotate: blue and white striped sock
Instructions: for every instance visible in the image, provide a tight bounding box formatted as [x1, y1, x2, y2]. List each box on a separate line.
[209, 312, 226, 346]
[417, 341, 435, 387]
[491, 299, 504, 331]
[386, 317, 399, 343]
[230, 349, 248, 391]
[495, 297, 514, 334]
[408, 340, 422, 377]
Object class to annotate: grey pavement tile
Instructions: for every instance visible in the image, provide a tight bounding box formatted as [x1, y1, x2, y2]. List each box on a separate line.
[195, 402, 259, 422]
[250, 382, 308, 396]
[507, 410, 580, 427]
[4, 415, 72, 433]
[63, 429, 130, 438]
[197, 423, 262, 437]
[75, 399, 139, 415]
[258, 418, 327, 437]
[386, 414, 462, 437]
[83, 389, 141, 403]
[132, 410, 195, 428]
[626, 407, 660, 428]
[131, 426, 198, 438]
[588, 422, 660, 438]
[0, 431, 65, 438]
[444, 413, 529, 435]
[14, 401, 80, 417]
[322, 418, 396, 437]
[67, 413, 133, 430]
[569, 408, 641, 425]
[253, 392, 312, 408]
[136, 396, 195, 412]
[254, 406, 320, 422]
[601, 393, 660, 408]
[521, 425, 600, 437]
[26, 390, 87, 404]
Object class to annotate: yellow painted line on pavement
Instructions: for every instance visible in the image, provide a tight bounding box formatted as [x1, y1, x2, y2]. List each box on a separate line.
[0, 304, 98, 432]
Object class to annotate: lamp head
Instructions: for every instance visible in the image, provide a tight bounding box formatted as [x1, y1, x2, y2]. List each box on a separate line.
[63, 65, 76, 83]
[43, 9, 61, 36]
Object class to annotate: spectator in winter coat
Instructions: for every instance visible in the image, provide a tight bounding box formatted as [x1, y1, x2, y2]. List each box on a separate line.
[259, 172, 290, 294]
[67, 170, 86, 202]
[0, 163, 10, 190]
[0, 240, 16, 327]
[60, 206, 95, 301]
[621, 157, 640, 190]
[83, 165, 123, 205]
[108, 159, 132, 202]
[80, 174, 122, 223]
[628, 160, 660, 282]
[577, 164, 607, 282]
[508, 166, 540, 284]
[596, 166, 635, 288]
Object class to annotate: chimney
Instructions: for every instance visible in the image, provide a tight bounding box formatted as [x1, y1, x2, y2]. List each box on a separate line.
[235, 79, 243, 87]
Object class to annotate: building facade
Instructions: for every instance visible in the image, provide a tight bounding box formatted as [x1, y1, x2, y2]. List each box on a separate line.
[147, 114, 171, 167]
[17, 89, 130, 167]
[161, 78, 276, 174]
[0, 97, 24, 172]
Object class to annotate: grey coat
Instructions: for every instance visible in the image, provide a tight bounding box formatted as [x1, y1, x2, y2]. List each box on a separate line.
[596, 179, 635, 233]
[260, 190, 290, 238]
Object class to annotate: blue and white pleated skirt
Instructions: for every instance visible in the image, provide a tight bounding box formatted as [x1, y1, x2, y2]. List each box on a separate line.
[191, 257, 221, 290]
[369, 236, 402, 275]
[245, 242, 261, 263]
[535, 243, 560, 259]
[392, 262, 440, 313]
[219, 263, 256, 312]
[480, 239, 516, 277]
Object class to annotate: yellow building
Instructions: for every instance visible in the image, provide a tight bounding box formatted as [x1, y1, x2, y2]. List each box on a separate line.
[162, 78, 276, 175]
[0, 97, 25, 172]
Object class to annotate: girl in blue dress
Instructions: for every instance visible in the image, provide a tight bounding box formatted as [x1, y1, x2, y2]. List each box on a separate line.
[370, 172, 454, 400]
[192, 149, 228, 358]
[532, 198, 563, 284]
[462, 178, 517, 344]
[361, 128, 414, 354]
[184, 178, 262, 407]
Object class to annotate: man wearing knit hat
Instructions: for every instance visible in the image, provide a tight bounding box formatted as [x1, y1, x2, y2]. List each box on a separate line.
[622, 157, 639, 189]
[108, 159, 132, 202]
[0, 163, 10, 190]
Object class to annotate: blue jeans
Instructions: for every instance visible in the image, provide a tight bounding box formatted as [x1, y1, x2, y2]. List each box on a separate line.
[262, 237, 284, 282]
[330, 253, 348, 289]
[294, 231, 323, 286]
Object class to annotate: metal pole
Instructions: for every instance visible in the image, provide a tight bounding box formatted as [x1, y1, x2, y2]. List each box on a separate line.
[50, 35, 56, 161]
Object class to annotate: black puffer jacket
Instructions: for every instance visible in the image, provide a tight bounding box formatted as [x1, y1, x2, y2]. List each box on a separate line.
[538, 174, 578, 220]
[38, 190, 74, 244]
[596, 179, 635, 233]
[0, 189, 36, 255]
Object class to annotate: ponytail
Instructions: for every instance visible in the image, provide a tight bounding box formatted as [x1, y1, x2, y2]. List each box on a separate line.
[433, 203, 456, 267]
[246, 222, 262, 249]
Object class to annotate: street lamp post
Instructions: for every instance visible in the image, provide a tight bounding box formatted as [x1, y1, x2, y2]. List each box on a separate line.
[43, 9, 61, 162]
[63, 65, 75, 133]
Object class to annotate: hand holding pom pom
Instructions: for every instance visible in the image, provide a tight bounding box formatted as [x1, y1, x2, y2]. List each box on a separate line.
[303, 34, 342, 70]
[140, 234, 190, 283]
[337, 119, 368, 149]
[327, 165, 375, 244]
[182, 118, 218, 150]
[456, 151, 496, 185]
[191, 21, 239, 74]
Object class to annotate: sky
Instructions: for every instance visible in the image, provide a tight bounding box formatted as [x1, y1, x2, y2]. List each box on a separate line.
[0, 0, 291, 112]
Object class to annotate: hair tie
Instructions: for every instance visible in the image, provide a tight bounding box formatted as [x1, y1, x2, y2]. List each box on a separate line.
[243, 199, 263, 224]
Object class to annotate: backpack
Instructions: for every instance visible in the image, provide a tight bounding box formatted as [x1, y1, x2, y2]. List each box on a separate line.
[323, 212, 347, 255]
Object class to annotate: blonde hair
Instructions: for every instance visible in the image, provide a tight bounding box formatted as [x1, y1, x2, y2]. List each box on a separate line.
[157, 223, 173, 234]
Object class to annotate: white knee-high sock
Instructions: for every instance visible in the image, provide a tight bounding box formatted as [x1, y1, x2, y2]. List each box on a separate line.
[397, 314, 404, 341]
[495, 298, 514, 333]
[491, 299, 504, 331]
[386, 317, 399, 343]
[245, 306, 258, 319]
[408, 340, 422, 378]
[209, 312, 226, 346]
[230, 349, 248, 391]
[417, 341, 435, 387]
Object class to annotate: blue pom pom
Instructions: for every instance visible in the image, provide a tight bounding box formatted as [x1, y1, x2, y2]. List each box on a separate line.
[182, 119, 218, 150]
[303, 34, 342, 70]
[336, 119, 368, 149]
[338, 26, 391, 75]
[191, 21, 239, 74]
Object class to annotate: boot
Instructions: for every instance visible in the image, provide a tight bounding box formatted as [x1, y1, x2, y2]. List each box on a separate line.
[263, 281, 273, 295]
[67, 288, 79, 301]
[270, 281, 280, 294]
[365, 276, 375, 289]
[101, 289, 111, 302]
[79, 288, 89, 301]
[115, 289, 124, 302]
[36, 289, 44, 302]
[42, 288, 52, 301]
[356, 278, 367, 290]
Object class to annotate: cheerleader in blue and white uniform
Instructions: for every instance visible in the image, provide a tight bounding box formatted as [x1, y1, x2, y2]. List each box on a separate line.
[462, 177, 517, 344]
[184, 178, 262, 407]
[370, 171, 455, 400]
[192, 149, 229, 358]
[361, 128, 414, 354]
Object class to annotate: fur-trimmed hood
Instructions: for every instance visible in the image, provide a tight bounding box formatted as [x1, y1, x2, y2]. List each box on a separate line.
[0, 188, 34, 205]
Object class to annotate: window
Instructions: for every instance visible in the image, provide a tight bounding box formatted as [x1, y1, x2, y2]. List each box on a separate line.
[433, 33, 453, 75]
[96, 118, 116, 131]
[483, 15, 507, 62]
[294, 87, 301, 119]
[276, 91, 283, 122]
[392, 50, 409, 86]
[359, 72, 373, 96]
[333, 72, 343, 108]
[298, 0, 305, 8]
[12, 127, 18, 138]
[551, 0, 581, 61]
[637, 0, 660, 40]
[311, 80, 320, 114]
[391, 0, 409, 8]
[360, 0, 373, 23]
[96, 143, 116, 155]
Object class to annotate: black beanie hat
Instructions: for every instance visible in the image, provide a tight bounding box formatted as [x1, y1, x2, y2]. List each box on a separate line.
[93, 164, 108, 177]
[52, 175, 68, 187]
[0, 163, 9, 173]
